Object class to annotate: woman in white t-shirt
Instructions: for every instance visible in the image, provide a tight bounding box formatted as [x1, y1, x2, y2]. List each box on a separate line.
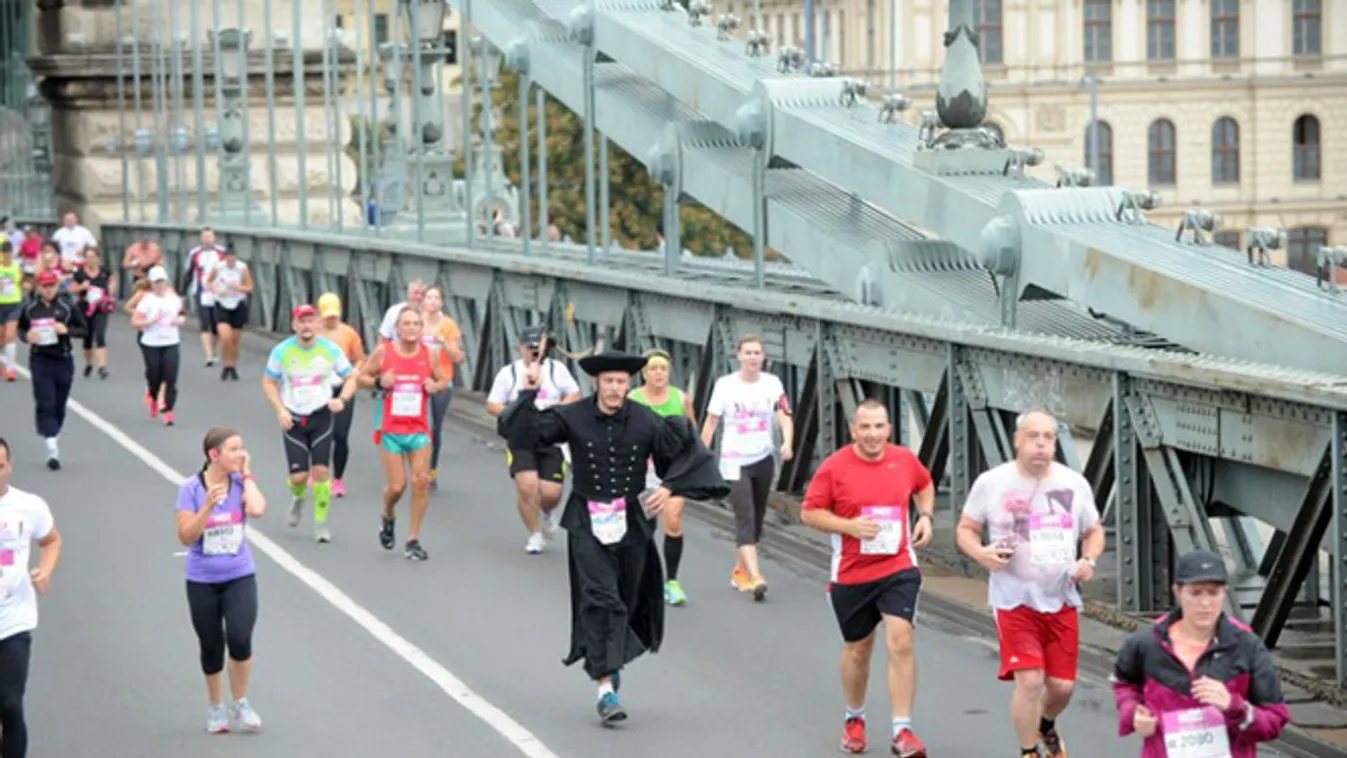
[130, 266, 186, 426]
[699, 334, 794, 601]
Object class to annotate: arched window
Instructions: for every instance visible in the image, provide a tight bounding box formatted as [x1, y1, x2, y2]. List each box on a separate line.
[1084, 121, 1113, 186]
[1148, 119, 1176, 186]
[983, 121, 1005, 146]
[1293, 115, 1321, 181]
[1287, 227, 1328, 275]
[1211, 117, 1240, 184]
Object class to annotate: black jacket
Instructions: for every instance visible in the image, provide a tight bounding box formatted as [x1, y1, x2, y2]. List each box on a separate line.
[18, 295, 87, 360]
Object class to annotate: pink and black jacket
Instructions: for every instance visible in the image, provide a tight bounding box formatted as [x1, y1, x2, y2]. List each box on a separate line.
[1111, 609, 1291, 757]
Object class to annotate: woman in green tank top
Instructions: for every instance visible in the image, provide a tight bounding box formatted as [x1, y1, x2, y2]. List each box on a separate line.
[0, 242, 24, 382]
[630, 348, 696, 606]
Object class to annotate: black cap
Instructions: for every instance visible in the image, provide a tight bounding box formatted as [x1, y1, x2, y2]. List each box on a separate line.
[1175, 550, 1228, 585]
[519, 325, 547, 347]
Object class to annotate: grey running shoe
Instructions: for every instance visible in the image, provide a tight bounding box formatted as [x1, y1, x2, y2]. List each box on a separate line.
[206, 704, 229, 734]
[230, 698, 263, 732]
[315, 524, 332, 543]
[288, 494, 305, 527]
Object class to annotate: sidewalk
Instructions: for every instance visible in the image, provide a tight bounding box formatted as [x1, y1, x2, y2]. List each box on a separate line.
[444, 388, 1347, 757]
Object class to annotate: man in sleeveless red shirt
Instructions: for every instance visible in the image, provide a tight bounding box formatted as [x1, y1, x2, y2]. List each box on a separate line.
[801, 399, 936, 758]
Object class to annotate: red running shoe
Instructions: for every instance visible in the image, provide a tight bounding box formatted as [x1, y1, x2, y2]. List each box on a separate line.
[840, 716, 866, 754]
[892, 728, 927, 758]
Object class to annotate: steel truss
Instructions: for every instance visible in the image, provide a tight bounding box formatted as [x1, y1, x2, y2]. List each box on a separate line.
[105, 221, 1347, 687]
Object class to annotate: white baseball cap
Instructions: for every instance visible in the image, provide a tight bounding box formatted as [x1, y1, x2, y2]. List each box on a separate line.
[147, 265, 168, 282]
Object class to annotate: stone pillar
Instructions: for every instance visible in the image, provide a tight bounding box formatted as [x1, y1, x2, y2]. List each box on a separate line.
[29, 0, 359, 240]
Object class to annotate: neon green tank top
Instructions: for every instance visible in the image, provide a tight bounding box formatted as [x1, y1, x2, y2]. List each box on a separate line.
[0, 260, 21, 305]
[631, 386, 685, 418]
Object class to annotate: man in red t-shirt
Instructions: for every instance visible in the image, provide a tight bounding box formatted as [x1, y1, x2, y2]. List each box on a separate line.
[801, 398, 935, 758]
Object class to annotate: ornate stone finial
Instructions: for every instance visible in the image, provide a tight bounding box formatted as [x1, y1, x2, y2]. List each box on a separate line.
[935, 0, 988, 131]
[1245, 227, 1285, 267]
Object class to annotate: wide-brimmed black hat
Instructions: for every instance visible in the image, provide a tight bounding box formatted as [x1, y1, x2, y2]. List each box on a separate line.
[579, 350, 648, 377]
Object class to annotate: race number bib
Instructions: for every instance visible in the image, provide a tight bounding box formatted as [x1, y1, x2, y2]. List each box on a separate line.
[87, 286, 105, 305]
[0, 277, 14, 297]
[1028, 512, 1075, 566]
[291, 374, 327, 409]
[0, 547, 16, 592]
[860, 505, 903, 555]
[31, 317, 57, 346]
[734, 412, 768, 437]
[1162, 707, 1231, 758]
[203, 511, 245, 556]
[391, 382, 422, 417]
[588, 498, 628, 545]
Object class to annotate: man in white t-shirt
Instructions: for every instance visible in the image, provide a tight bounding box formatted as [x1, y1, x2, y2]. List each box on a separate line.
[956, 409, 1104, 758]
[49, 211, 97, 268]
[0, 437, 64, 758]
[485, 325, 581, 554]
[182, 228, 225, 366]
[378, 280, 428, 343]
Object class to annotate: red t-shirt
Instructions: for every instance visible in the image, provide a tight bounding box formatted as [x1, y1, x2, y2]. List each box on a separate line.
[801, 443, 933, 585]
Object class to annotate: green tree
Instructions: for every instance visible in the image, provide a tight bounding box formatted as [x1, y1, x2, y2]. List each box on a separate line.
[453, 70, 775, 259]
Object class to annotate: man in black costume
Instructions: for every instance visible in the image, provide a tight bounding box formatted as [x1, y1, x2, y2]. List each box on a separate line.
[500, 348, 729, 724]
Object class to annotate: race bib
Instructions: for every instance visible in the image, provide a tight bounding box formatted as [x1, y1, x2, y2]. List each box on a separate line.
[734, 414, 768, 436]
[588, 498, 628, 545]
[87, 286, 104, 305]
[860, 505, 903, 555]
[391, 382, 422, 417]
[0, 278, 14, 297]
[203, 511, 245, 556]
[31, 317, 57, 346]
[1162, 707, 1231, 758]
[291, 374, 327, 409]
[1028, 512, 1075, 566]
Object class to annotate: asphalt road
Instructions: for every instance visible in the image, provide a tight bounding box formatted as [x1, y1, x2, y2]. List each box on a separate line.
[3, 314, 1141, 758]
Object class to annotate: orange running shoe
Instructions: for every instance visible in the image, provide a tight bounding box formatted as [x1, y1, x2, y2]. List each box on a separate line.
[893, 727, 927, 757]
[730, 566, 753, 592]
[840, 716, 867, 754]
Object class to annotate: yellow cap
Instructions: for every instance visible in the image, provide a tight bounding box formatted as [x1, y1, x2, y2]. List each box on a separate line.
[317, 292, 342, 319]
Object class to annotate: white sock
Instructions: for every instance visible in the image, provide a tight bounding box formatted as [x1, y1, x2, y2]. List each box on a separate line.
[44, 437, 58, 458]
[3, 342, 15, 367]
[597, 681, 614, 698]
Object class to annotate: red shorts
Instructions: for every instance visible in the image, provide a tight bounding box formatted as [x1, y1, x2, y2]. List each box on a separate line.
[993, 605, 1080, 682]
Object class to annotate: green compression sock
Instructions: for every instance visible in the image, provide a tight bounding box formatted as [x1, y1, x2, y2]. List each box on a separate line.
[288, 479, 308, 498]
[313, 480, 332, 525]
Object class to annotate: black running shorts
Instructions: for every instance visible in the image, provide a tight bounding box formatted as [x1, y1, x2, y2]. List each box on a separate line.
[282, 407, 335, 473]
[829, 568, 923, 643]
[506, 446, 566, 482]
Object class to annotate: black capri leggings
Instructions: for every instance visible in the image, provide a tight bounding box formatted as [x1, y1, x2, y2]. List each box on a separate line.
[82, 310, 109, 350]
[186, 574, 259, 676]
[729, 456, 776, 547]
[0, 630, 32, 758]
[331, 385, 356, 479]
[140, 343, 180, 411]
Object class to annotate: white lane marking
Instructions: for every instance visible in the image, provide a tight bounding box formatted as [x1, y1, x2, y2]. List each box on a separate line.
[13, 364, 561, 758]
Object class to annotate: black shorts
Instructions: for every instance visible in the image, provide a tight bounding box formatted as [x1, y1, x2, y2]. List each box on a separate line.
[507, 446, 567, 482]
[215, 304, 247, 330]
[829, 568, 923, 643]
[197, 302, 217, 333]
[282, 407, 335, 473]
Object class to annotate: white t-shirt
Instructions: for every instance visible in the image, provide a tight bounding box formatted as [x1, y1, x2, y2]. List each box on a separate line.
[187, 246, 224, 306]
[209, 261, 249, 309]
[961, 461, 1101, 613]
[135, 292, 185, 347]
[706, 372, 789, 472]
[0, 485, 56, 641]
[51, 225, 96, 266]
[378, 302, 409, 342]
[487, 359, 579, 410]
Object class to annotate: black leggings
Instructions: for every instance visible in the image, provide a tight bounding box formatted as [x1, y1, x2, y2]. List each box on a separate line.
[140, 343, 180, 411]
[0, 631, 32, 758]
[429, 387, 453, 471]
[332, 386, 356, 479]
[82, 310, 109, 350]
[186, 574, 259, 675]
[729, 456, 776, 547]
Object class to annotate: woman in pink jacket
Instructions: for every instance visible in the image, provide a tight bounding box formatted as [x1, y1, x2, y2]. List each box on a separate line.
[1111, 550, 1291, 757]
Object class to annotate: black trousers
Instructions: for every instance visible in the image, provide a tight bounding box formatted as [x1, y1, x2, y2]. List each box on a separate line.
[29, 353, 73, 439]
[728, 456, 776, 547]
[331, 386, 356, 479]
[186, 574, 259, 675]
[0, 631, 32, 758]
[82, 311, 109, 350]
[140, 343, 180, 412]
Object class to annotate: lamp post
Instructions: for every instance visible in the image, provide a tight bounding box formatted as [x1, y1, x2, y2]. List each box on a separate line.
[471, 36, 514, 238]
[391, 0, 463, 241]
[25, 90, 54, 219]
[207, 27, 263, 224]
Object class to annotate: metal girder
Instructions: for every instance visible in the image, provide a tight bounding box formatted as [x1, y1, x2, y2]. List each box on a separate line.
[1332, 411, 1347, 687]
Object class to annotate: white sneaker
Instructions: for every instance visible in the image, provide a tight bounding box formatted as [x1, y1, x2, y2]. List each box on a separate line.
[540, 509, 559, 539]
[230, 698, 262, 732]
[43, 437, 58, 459]
[206, 704, 229, 734]
[525, 532, 545, 554]
[315, 524, 331, 543]
[288, 494, 305, 528]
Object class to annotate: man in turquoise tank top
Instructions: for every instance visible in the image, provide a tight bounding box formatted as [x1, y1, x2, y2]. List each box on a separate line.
[629, 348, 697, 606]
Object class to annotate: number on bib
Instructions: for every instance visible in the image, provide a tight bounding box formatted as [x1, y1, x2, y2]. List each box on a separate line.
[291, 375, 326, 409]
[588, 498, 628, 545]
[203, 512, 245, 556]
[0, 278, 14, 297]
[32, 318, 57, 346]
[391, 382, 422, 417]
[860, 506, 903, 555]
[1161, 707, 1231, 758]
[1028, 512, 1075, 566]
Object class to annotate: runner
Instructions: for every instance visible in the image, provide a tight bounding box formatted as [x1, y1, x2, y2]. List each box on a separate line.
[628, 347, 696, 606]
[356, 305, 449, 561]
[485, 325, 581, 554]
[955, 408, 1105, 758]
[261, 304, 357, 544]
[418, 285, 464, 490]
[497, 348, 728, 724]
[377, 279, 427, 343]
[19, 270, 87, 469]
[70, 246, 116, 380]
[699, 334, 793, 600]
[204, 243, 252, 381]
[182, 228, 225, 366]
[315, 293, 365, 498]
[50, 211, 96, 268]
[0, 436, 64, 758]
[129, 266, 185, 426]
[0, 240, 22, 382]
[1111, 549, 1291, 758]
[16, 228, 40, 291]
[121, 233, 163, 284]
[800, 399, 936, 757]
[175, 427, 266, 734]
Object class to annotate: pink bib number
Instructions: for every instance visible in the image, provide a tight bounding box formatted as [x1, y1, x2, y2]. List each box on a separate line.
[1028, 513, 1075, 566]
[587, 498, 627, 545]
